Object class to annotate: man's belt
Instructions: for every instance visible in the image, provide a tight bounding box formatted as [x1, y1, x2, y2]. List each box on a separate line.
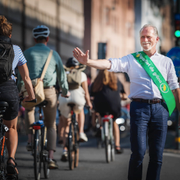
[132, 98, 164, 104]
[44, 86, 54, 89]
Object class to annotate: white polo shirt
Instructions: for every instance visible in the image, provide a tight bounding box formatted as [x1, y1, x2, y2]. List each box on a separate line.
[108, 52, 179, 100]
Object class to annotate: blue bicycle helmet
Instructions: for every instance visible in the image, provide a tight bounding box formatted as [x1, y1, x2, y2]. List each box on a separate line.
[32, 25, 50, 39]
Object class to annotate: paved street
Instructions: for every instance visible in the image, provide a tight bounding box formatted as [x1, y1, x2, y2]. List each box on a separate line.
[15, 130, 180, 180]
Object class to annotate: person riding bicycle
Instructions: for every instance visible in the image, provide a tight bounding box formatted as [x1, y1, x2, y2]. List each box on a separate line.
[58, 57, 92, 161]
[17, 25, 70, 169]
[90, 69, 125, 154]
[0, 15, 35, 180]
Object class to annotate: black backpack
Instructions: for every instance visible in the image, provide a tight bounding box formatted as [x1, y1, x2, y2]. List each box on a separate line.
[0, 35, 14, 84]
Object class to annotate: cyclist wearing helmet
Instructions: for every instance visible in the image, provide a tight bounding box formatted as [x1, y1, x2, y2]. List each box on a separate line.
[58, 57, 92, 161]
[17, 25, 70, 169]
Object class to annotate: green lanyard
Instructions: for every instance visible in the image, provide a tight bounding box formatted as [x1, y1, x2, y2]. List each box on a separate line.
[131, 51, 176, 116]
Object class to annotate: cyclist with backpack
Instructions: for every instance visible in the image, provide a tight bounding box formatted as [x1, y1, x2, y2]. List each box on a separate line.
[58, 57, 92, 161]
[0, 15, 35, 180]
[17, 25, 70, 169]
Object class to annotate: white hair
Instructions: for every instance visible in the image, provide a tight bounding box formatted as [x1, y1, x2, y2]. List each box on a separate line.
[139, 24, 159, 37]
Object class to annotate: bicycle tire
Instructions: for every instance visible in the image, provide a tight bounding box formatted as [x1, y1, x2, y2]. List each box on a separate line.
[68, 123, 75, 170]
[105, 136, 111, 163]
[42, 127, 50, 179]
[74, 124, 79, 168]
[34, 129, 42, 180]
[111, 140, 115, 161]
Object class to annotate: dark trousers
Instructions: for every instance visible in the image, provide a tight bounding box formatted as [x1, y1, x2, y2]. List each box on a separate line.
[128, 101, 169, 180]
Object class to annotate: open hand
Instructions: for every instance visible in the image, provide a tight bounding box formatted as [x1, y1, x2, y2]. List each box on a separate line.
[73, 47, 89, 65]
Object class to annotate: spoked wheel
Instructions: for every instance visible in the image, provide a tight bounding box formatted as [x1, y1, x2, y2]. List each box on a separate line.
[111, 140, 115, 162]
[74, 125, 79, 168]
[105, 136, 111, 163]
[42, 127, 50, 179]
[68, 124, 75, 170]
[43, 156, 50, 179]
[34, 130, 42, 180]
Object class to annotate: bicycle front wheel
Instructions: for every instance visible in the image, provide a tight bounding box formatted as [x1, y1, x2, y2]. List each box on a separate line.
[34, 129, 42, 180]
[74, 124, 79, 168]
[41, 127, 50, 179]
[68, 123, 75, 170]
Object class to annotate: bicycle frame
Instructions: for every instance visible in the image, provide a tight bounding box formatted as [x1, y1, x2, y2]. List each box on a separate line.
[0, 103, 9, 180]
[31, 101, 49, 180]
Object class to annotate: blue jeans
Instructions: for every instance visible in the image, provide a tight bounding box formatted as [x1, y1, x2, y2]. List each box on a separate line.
[128, 101, 169, 180]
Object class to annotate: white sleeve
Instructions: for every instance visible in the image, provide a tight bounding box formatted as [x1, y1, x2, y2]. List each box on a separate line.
[167, 58, 179, 90]
[81, 72, 87, 83]
[108, 54, 131, 73]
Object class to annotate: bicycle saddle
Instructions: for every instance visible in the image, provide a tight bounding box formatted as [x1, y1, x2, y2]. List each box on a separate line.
[36, 100, 48, 107]
[67, 103, 76, 109]
[0, 101, 8, 107]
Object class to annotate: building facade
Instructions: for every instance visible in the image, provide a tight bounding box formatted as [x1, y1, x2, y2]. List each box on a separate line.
[84, 0, 135, 81]
[0, 0, 84, 63]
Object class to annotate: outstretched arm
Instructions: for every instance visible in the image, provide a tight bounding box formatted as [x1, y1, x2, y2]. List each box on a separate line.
[73, 47, 111, 70]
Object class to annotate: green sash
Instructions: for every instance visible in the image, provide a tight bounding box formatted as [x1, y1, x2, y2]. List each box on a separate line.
[131, 51, 176, 116]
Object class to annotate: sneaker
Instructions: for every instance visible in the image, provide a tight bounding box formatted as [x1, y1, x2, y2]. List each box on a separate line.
[26, 142, 32, 151]
[61, 151, 68, 162]
[48, 159, 59, 169]
[79, 132, 88, 142]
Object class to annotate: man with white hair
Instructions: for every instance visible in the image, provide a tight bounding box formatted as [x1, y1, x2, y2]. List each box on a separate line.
[73, 24, 180, 180]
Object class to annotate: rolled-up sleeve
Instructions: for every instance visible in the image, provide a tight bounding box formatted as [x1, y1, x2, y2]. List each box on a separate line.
[167, 59, 179, 90]
[55, 52, 69, 96]
[108, 55, 130, 73]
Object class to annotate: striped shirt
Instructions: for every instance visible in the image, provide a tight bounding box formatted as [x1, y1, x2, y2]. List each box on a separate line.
[12, 45, 27, 80]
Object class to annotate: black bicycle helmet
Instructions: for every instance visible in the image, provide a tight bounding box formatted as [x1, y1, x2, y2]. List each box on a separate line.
[66, 57, 79, 67]
[32, 25, 50, 39]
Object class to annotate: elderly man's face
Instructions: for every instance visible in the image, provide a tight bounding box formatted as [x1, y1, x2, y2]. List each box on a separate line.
[140, 27, 159, 52]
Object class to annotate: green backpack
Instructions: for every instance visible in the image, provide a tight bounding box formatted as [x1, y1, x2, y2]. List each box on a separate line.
[64, 64, 86, 90]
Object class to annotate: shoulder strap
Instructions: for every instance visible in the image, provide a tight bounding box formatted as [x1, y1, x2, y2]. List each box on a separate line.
[40, 50, 53, 80]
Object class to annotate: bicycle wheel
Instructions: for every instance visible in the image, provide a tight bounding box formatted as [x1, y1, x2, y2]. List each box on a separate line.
[104, 121, 111, 163]
[68, 123, 75, 170]
[111, 140, 115, 161]
[74, 124, 79, 168]
[105, 136, 111, 163]
[42, 127, 50, 179]
[34, 129, 42, 180]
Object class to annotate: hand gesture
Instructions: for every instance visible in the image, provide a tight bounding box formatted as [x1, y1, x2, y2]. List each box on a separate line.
[73, 47, 89, 65]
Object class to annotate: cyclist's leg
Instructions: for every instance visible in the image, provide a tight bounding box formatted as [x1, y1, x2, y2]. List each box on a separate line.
[24, 107, 35, 146]
[43, 88, 57, 161]
[3, 117, 19, 174]
[113, 120, 123, 153]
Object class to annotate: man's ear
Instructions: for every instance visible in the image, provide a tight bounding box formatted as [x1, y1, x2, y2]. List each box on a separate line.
[156, 36, 159, 43]
[34, 38, 37, 43]
[46, 37, 49, 42]
[9, 34, 12, 38]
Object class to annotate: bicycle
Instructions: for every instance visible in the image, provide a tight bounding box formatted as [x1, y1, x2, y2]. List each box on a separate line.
[101, 114, 115, 163]
[67, 103, 79, 170]
[30, 100, 50, 180]
[0, 101, 9, 180]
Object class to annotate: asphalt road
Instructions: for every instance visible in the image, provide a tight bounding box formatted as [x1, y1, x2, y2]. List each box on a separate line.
[15, 130, 180, 180]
